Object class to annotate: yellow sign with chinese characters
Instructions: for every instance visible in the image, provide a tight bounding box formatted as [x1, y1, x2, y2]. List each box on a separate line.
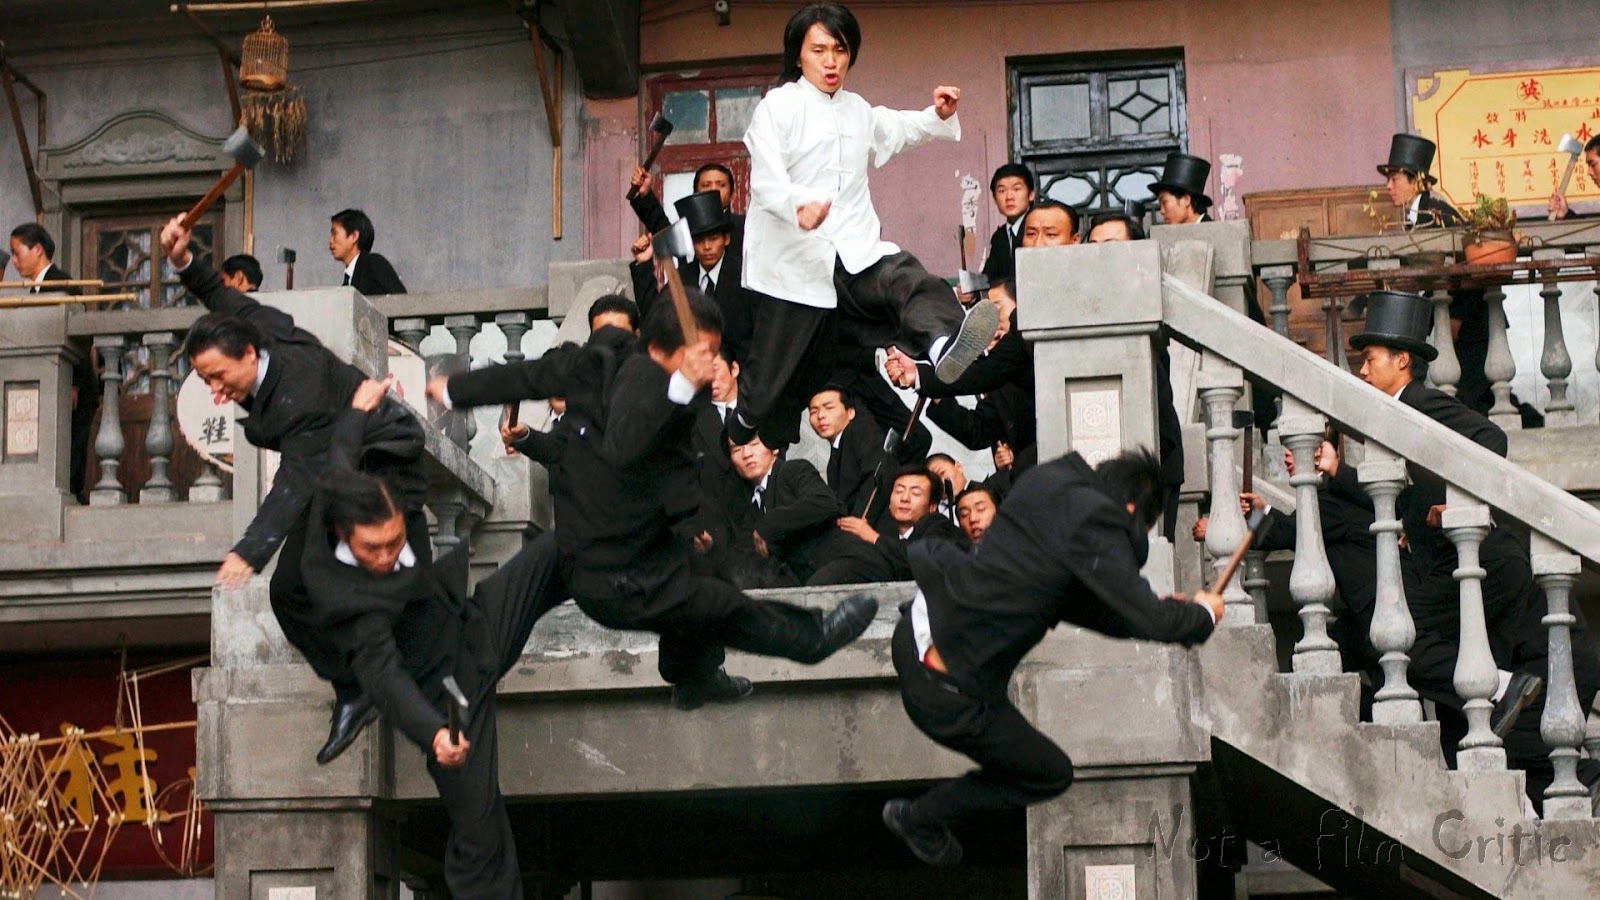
[1411, 66, 1600, 207]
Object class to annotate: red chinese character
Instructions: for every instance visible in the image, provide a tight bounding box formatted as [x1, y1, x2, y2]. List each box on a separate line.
[1533, 127, 1551, 144]
[1523, 160, 1535, 175]
[1515, 110, 1528, 123]
[1502, 128, 1518, 148]
[1486, 112, 1500, 124]
[1580, 123, 1595, 142]
[1472, 129, 1492, 148]
[1519, 78, 1542, 100]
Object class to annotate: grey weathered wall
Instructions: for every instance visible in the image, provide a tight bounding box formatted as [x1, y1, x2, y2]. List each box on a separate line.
[0, 6, 582, 292]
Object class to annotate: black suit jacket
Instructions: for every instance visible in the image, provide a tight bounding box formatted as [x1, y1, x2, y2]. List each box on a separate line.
[631, 192, 746, 257]
[718, 458, 848, 586]
[180, 257, 428, 570]
[629, 256, 755, 364]
[926, 381, 1035, 457]
[981, 222, 1019, 284]
[348, 251, 407, 295]
[34, 264, 102, 409]
[1257, 470, 1378, 621]
[1409, 192, 1465, 230]
[826, 412, 891, 521]
[910, 452, 1214, 703]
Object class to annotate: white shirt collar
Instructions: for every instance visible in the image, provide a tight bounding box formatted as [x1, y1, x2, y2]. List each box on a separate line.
[343, 253, 360, 281]
[755, 468, 772, 494]
[1391, 379, 1408, 400]
[1405, 195, 1422, 224]
[335, 539, 416, 571]
[700, 256, 725, 287]
[1007, 218, 1023, 239]
[831, 434, 843, 450]
[898, 523, 915, 539]
[795, 75, 840, 103]
[252, 348, 271, 396]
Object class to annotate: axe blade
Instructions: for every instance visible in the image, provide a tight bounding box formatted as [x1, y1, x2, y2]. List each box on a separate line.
[652, 217, 694, 261]
[441, 675, 469, 742]
[1558, 133, 1585, 157]
[957, 269, 990, 296]
[649, 112, 675, 139]
[222, 125, 265, 169]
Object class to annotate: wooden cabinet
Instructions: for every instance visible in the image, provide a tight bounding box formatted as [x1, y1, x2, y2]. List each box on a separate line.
[1244, 186, 1382, 365]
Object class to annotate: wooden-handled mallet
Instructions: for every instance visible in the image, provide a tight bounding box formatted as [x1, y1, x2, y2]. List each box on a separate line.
[1551, 133, 1586, 222]
[180, 126, 264, 230]
[625, 113, 675, 201]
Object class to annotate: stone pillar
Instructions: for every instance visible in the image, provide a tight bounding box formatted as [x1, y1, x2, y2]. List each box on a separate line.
[90, 334, 128, 507]
[1534, 248, 1576, 425]
[1278, 398, 1339, 673]
[1483, 285, 1519, 430]
[392, 316, 431, 353]
[1531, 533, 1590, 819]
[141, 331, 178, 503]
[1427, 290, 1461, 396]
[444, 314, 483, 448]
[0, 307, 76, 539]
[1442, 486, 1504, 770]
[1358, 441, 1421, 725]
[1259, 265, 1294, 336]
[1198, 355, 1252, 625]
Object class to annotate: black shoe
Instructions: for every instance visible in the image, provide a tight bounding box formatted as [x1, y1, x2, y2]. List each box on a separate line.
[1490, 672, 1543, 738]
[882, 799, 962, 866]
[804, 594, 878, 663]
[932, 298, 1000, 385]
[316, 696, 378, 765]
[672, 669, 754, 711]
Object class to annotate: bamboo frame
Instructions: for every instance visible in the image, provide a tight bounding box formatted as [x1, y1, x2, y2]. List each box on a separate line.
[172, 0, 373, 12]
[0, 293, 141, 308]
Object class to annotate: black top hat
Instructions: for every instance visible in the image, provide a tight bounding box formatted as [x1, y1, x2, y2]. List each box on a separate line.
[1349, 290, 1437, 361]
[674, 190, 732, 238]
[1149, 153, 1212, 210]
[1377, 134, 1437, 183]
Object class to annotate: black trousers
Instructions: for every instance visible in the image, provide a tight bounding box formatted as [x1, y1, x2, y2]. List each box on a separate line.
[428, 530, 572, 900]
[573, 566, 831, 685]
[891, 619, 1074, 829]
[739, 252, 963, 449]
[807, 546, 899, 587]
[274, 507, 434, 700]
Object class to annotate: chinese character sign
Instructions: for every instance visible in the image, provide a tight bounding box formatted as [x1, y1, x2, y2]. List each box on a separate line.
[1411, 66, 1600, 207]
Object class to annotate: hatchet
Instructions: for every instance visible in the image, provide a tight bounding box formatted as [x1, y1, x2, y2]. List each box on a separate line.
[1208, 508, 1271, 596]
[441, 675, 469, 745]
[625, 113, 675, 201]
[650, 217, 700, 346]
[180, 126, 264, 230]
[1233, 410, 1255, 494]
[1551, 133, 1586, 221]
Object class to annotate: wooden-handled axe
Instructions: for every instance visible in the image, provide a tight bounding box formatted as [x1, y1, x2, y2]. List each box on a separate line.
[625, 113, 675, 201]
[650, 217, 700, 346]
[1552, 133, 1587, 221]
[1232, 410, 1256, 494]
[1208, 507, 1271, 596]
[180, 126, 264, 230]
[441, 675, 469, 745]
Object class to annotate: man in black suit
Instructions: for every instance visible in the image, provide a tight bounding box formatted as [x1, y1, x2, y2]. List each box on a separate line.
[160, 214, 430, 764]
[11, 223, 100, 503]
[428, 294, 878, 710]
[219, 253, 263, 292]
[306, 377, 571, 897]
[881, 449, 1222, 866]
[980, 163, 1035, 284]
[712, 435, 849, 587]
[330, 208, 407, 295]
[629, 161, 746, 255]
[810, 385, 889, 520]
[952, 483, 997, 544]
[808, 465, 965, 586]
[630, 190, 755, 364]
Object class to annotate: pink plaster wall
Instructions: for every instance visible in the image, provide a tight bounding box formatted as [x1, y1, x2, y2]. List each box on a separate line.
[584, 0, 1395, 273]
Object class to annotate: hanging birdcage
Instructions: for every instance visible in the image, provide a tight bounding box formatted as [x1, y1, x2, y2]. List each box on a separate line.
[240, 16, 288, 91]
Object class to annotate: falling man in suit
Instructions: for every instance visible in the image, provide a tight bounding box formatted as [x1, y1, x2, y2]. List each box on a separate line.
[881, 448, 1222, 866]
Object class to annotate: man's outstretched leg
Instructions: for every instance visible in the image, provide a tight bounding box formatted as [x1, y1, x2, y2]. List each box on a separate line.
[835, 252, 999, 386]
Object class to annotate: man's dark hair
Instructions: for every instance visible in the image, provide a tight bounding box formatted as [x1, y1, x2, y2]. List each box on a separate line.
[1586, 135, 1600, 154]
[183, 312, 267, 361]
[331, 208, 376, 254]
[717, 342, 739, 365]
[1088, 212, 1147, 241]
[990, 163, 1035, 194]
[320, 470, 400, 537]
[9, 222, 54, 259]
[639, 288, 723, 354]
[694, 163, 735, 193]
[1095, 448, 1164, 530]
[780, 3, 861, 84]
[955, 483, 997, 508]
[809, 382, 855, 409]
[1155, 186, 1212, 214]
[1023, 200, 1081, 236]
[220, 254, 264, 290]
[588, 293, 641, 332]
[892, 463, 941, 507]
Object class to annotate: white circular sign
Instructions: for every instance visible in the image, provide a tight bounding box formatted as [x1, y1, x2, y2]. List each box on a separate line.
[176, 369, 235, 473]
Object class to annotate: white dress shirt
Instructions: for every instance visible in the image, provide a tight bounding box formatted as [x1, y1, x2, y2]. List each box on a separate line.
[699, 256, 725, 294]
[742, 77, 960, 308]
[343, 253, 359, 285]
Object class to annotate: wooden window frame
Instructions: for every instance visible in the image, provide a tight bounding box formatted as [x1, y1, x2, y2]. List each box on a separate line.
[643, 63, 780, 215]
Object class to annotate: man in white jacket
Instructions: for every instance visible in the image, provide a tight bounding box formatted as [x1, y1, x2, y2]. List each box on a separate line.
[729, 2, 998, 451]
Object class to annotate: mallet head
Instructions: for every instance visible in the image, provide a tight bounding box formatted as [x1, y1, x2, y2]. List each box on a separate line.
[649, 112, 675, 140]
[1558, 133, 1585, 158]
[652, 217, 694, 261]
[223, 126, 266, 169]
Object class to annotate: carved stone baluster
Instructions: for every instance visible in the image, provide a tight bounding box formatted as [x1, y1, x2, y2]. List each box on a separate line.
[89, 335, 128, 506]
[1358, 441, 1421, 724]
[392, 317, 430, 353]
[429, 488, 467, 558]
[444, 315, 482, 447]
[1260, 265, 1294, 337]
[496, 313, 531, 365]
[1534, 248, 1576, 425]
[1531, 535, 1590, 819]
[1279, 400, 1340, 673]
[1483, 284, 1520, 429]
[189, 459, 228, 502]
[1442, 487, 1504, 770]
[1198, 359, 1252, 625]
[141, 332, 177, 503]
[1242, 550, 1269, 620]
[1427, 291, 1461, 396]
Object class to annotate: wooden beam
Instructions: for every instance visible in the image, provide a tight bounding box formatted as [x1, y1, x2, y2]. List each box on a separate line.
[0, 58, 44, 220]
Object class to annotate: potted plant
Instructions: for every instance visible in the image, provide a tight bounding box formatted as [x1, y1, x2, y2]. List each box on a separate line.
[1461, 193, 1520, 265]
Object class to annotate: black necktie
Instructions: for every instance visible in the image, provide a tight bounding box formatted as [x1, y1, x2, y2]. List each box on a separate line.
[752, 485, 765, 510]
[342, 272, 352, 286]
[701, 272, 715, 294]
[827, 446, 842, 487]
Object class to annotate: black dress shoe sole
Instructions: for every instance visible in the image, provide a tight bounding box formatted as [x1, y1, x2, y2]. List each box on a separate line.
[672, 676, 754, 711]
[933, 299, 1000, 385]
[811, 595, 879, 662]
[1491, 676, 1543, 739]
[882, 799, 962, 866]
[316, 704, 380, 765]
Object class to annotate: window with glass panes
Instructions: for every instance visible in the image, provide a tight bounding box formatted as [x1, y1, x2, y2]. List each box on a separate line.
[1008, 50, 1187, 224]
[643, 65, 777, 217]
